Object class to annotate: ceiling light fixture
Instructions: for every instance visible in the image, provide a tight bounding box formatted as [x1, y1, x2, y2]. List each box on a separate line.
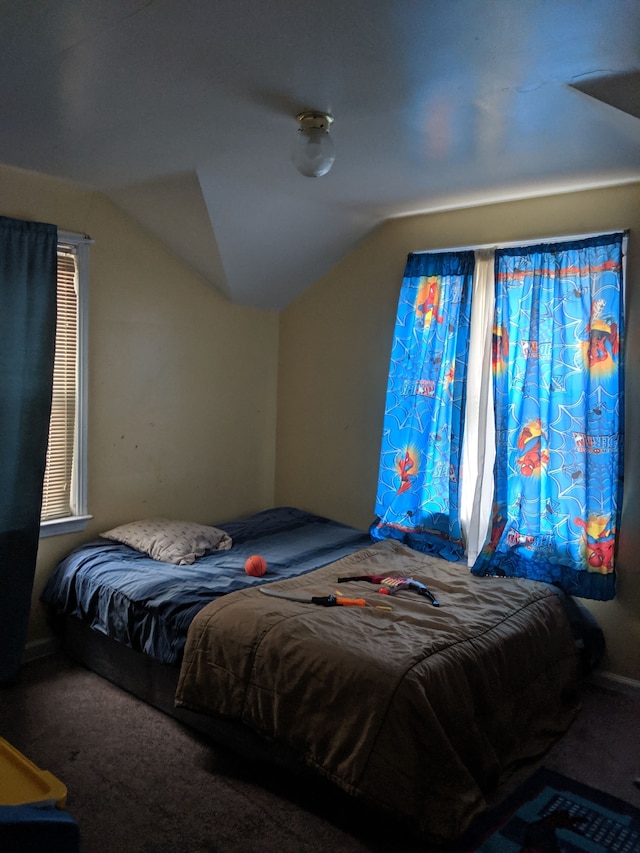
[292, 111, 335, 177]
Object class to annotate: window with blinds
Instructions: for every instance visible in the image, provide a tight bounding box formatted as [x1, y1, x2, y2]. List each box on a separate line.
[40, 232, 90, 536]
[41, 248, 78, 521]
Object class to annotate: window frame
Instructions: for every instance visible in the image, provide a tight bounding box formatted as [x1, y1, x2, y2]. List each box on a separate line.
[39, 230, 92, 538]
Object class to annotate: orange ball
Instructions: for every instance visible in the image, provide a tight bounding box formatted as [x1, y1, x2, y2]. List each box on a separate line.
[245, 554, 267, 577]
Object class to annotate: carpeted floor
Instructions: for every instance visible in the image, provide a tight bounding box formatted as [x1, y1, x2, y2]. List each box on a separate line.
[2, 653, 640, 852]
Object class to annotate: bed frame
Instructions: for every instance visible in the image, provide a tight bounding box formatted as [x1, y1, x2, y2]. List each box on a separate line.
[60, 615, 312, 776]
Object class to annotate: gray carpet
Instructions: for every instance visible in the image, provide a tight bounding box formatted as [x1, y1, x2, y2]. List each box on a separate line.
[2, 654, 640, 852]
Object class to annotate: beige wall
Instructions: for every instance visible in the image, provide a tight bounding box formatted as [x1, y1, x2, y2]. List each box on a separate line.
[0, 164, 279, 650]
[276, 183, 640, 682]
[6, 162, 638, 682]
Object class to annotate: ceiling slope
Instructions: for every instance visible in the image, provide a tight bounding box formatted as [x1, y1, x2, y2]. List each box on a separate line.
[0, 1, 638, 309]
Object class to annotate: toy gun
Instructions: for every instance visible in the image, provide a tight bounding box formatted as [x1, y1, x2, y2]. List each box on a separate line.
[337, 574, 439, 606]
[260, 588, 366, 607]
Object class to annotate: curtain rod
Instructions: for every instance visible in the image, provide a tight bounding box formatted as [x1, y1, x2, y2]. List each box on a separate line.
[58, 229, 94, 244]
[413, 229, 630, 256]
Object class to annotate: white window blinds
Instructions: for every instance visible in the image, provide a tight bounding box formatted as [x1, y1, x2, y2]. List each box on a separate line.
[41, 248, 78, 521]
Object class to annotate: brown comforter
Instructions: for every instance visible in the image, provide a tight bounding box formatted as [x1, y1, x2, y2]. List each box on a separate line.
[176, 540, 580, 843]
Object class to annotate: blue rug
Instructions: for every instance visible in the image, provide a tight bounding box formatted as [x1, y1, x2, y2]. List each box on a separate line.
[460, 768, 640, 852]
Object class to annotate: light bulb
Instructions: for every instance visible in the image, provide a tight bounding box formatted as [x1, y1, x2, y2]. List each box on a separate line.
[292, 112, 335, 177]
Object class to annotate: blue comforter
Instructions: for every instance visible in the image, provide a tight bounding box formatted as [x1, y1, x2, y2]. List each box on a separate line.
[42, 507, 371, 665]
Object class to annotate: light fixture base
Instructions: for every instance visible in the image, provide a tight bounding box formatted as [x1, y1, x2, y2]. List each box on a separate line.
[295, 111, 334, 132]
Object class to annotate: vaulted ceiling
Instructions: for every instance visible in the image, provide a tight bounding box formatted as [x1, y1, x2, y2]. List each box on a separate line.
[2, 1, 639, 309]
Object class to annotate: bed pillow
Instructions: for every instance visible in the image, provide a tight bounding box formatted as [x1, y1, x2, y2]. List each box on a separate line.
[100, 518, 233, 565]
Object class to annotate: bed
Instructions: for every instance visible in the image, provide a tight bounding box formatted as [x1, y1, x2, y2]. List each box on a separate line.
[42, 506, 600, 845]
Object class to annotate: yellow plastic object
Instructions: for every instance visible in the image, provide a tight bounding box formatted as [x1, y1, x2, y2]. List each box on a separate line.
[0, 738, 67, 808]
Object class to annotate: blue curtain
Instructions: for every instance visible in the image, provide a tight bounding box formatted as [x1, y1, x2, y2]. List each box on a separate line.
[0, 216, 57, 683]
[472, 234, 624, 600]
[370, 250, 475, 559]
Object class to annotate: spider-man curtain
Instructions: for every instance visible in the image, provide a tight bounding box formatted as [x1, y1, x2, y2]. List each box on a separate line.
[472, 233, 624, 600]
[370, 250, 475, 559]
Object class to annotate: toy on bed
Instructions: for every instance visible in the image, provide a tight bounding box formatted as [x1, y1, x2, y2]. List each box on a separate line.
[337, 572, 440, 605]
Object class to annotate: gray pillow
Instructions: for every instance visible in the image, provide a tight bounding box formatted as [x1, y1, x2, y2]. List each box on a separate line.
[100, 518, 232, 565]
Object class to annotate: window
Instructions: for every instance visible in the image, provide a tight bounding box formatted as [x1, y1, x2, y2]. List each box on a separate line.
[371, 232, 626, 601]
[39, 231, 91, 537]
